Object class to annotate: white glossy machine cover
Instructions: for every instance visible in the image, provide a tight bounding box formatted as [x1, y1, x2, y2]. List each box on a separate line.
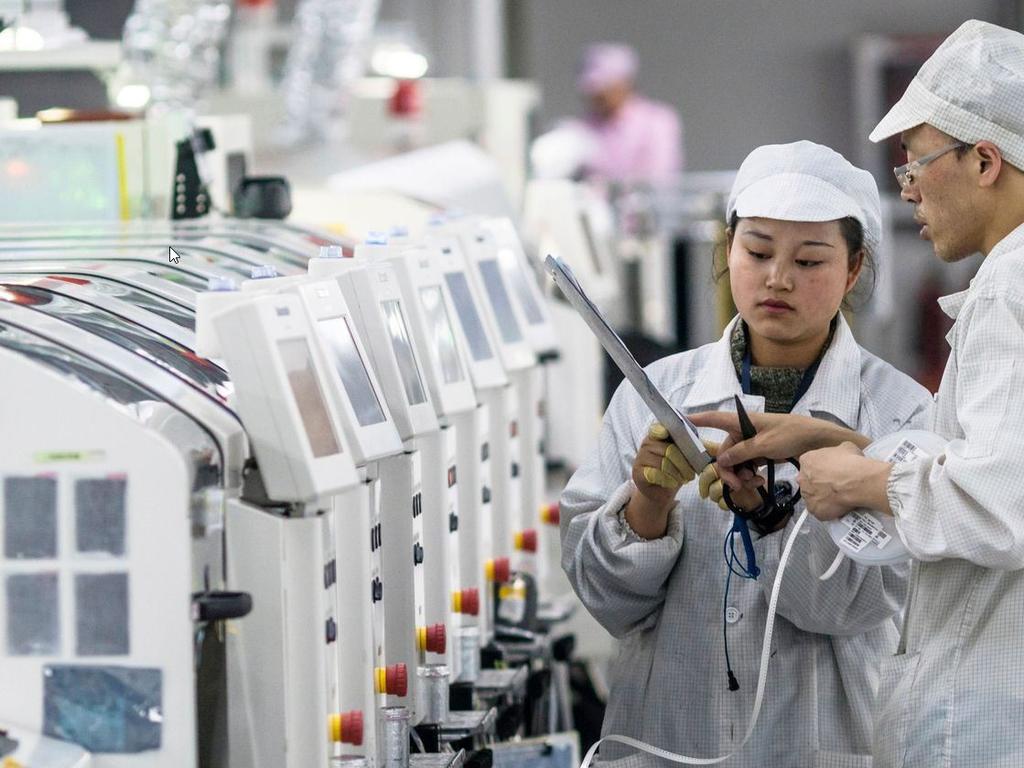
[481, 217, 559, 357]
[425, 232, 508, 391]
[446, 220, 538, 373]
[212, 292, 361, 501]
[380, 246, 477, 419]
[331, 259, 440, 442]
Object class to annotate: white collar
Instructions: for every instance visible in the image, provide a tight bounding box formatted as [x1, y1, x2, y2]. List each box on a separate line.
[681, 313, 862, 428]
[937, 220, 1024, 320]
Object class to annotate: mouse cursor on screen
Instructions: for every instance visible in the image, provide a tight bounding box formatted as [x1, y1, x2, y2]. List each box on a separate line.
[169, 246, 181, 264]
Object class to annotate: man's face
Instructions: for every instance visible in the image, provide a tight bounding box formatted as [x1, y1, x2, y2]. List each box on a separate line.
[899, 124, 981, 262]
[587, 80, 632, 120]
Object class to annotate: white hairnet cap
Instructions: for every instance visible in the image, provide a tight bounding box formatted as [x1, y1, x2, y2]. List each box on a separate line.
[727, 140, 882, 256]
[870, 20, 1024, 170]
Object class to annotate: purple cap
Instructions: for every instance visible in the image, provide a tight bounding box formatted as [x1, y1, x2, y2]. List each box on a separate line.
[578, 43, 638, 94]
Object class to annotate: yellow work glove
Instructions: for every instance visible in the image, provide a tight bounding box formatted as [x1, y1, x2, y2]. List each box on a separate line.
[631, 422, 697, 505]
[697, 441, 765, 513]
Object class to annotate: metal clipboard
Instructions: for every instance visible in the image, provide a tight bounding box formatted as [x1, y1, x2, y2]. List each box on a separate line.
[545, 254, 712, 473]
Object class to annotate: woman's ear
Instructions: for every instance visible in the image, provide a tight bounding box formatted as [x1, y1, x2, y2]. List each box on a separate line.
[845, 249, 865, 294]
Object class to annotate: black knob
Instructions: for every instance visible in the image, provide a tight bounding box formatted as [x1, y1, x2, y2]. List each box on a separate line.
[192, 591, 253, 622]
[233, 175, 292, 219]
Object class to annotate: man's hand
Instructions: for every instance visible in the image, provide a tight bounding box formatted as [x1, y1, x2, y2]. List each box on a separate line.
[798, 442, 893, 521]
[687, 410, 869, 490]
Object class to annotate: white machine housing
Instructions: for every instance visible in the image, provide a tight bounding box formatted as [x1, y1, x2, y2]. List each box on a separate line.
[209, 292, 360, 503]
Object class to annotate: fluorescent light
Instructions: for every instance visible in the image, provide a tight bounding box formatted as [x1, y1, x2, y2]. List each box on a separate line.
[115, 83, 151, 110]
[0, 26, 45, 52]
[370, 47, 428, 80]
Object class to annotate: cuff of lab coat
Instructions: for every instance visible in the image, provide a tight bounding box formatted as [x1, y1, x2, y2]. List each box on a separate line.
[600, 480, 683, 545]
[887, 460, 923, 554]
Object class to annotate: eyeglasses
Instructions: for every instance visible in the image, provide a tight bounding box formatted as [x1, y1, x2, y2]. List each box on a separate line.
[893, 142, 968, 191]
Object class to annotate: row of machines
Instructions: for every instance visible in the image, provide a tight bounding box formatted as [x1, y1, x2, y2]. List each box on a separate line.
[0, 215, 571, 767]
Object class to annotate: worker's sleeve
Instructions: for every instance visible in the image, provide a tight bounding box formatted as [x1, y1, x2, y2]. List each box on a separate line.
[559, 382, 684, 639]
[747, 398, 930, 635]
[889, 292, 1024, 568]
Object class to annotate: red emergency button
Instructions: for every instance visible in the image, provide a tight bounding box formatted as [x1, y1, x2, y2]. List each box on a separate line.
[452, 588, 480, 616]
[514, 529, 538, 553]
[375, 664, 408, 697]
[417, 622, 446, 654]
[540, 503, 560, 525]
[486, 557, 511, 583]
[329, 710, 364, 745]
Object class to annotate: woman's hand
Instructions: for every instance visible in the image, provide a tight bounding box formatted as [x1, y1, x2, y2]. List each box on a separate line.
[625, 422, 701, 538]
[697, 441, 765, 514]
[631, 422, 696, 509]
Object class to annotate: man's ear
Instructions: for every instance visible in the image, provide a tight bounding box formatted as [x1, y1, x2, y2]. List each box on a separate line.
[974, 141, 1003, 188]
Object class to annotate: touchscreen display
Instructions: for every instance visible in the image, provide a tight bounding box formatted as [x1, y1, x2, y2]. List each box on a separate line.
[381, 299, 427, 406]
[498, 247, 544, 326]
[419, 286, 465, 384]
[478, 259, 524, 343]
[444, 272, 493, 362]
[317, 315, 387, 426]
[278, 337, 341, 458]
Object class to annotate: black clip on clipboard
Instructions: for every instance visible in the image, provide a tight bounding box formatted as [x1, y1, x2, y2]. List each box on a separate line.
[544, 254, 713, 474]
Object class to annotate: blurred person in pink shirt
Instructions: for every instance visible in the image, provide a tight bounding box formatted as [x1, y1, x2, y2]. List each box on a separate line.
[576, 42, 683, 187]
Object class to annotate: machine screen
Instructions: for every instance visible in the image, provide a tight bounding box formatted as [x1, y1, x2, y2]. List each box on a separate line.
[317, 316, 387, 426]
[478, 259, 524, 343]
[278, 337, 342, 458]
[498, 247, 544, 326]
[381, 300, 428, 406]
[419, 286, 465, 385]
[444, 272, 494, 362]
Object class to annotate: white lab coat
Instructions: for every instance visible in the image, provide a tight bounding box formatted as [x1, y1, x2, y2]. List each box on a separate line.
[878, 222, 1024, 767]
[561, 313, 932, 767]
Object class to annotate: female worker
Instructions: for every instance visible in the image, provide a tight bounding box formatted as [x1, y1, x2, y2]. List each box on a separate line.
[560, 140, 932, 767]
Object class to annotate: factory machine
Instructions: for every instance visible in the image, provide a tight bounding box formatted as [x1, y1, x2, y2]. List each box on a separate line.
[219, 272, 411, 768]
[421, 231, 512, 601]
[372, 246, 483, 685]
[310, 253, 448, 722]
[444, 218, 559, 592]
[0, 209, 570, 762]
[473, 218, 567, 607]
[522, 179, 619, 473]
[0, 272, 349, 766]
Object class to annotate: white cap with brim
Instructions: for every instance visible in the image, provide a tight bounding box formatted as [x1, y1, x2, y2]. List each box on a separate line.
[869, 20, 1024, 170]
[727, 141, 882, 256]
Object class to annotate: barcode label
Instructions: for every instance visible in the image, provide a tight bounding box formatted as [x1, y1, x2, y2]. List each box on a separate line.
[840, 510, 893, 551]
[842, 528, 868, 551]
[888, 439, 925, 464]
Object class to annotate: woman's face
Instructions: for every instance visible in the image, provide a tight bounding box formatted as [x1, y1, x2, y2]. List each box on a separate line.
[727, 217, 862, 351]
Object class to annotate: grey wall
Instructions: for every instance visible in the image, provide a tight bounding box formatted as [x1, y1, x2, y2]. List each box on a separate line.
[506, 0, 1008, 171]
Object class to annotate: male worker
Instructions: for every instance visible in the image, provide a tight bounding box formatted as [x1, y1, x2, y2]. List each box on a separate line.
[575, 42, 683, 186]
[691, 20, 1024, 767]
